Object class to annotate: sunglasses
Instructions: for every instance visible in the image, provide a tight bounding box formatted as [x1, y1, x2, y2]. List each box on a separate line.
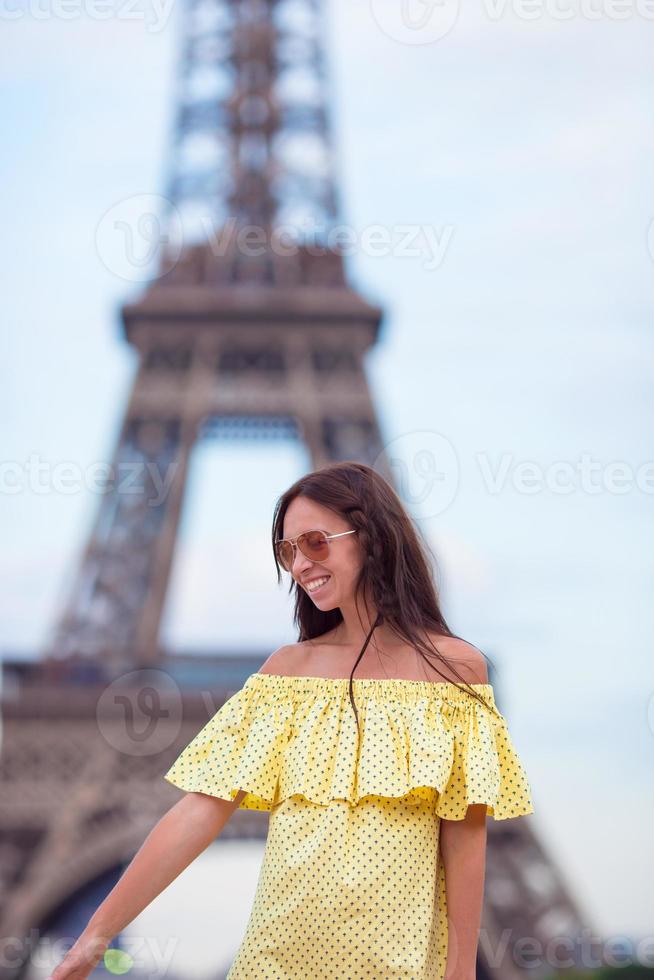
[274, 528, 358, 572]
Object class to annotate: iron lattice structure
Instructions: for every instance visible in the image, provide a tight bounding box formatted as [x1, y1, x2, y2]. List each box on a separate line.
[0, 1, 592, 977]
[163, 0, 343, 258]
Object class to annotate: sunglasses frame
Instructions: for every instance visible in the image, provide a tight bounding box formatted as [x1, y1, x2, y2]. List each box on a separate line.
[274, 528, 358, 571]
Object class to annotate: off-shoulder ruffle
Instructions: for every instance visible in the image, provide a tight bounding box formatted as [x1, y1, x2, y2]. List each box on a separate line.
[163, 672, 534, 820]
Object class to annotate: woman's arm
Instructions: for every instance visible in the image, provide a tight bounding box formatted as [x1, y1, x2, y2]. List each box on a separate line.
[48, 789, 246, 980]
[439, 803, 488, 980]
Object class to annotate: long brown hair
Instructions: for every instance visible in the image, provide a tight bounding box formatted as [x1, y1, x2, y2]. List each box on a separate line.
[271, 460, 499, 730]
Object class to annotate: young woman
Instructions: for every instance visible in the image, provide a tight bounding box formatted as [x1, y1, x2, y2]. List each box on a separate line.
[48, 460, 534, 980]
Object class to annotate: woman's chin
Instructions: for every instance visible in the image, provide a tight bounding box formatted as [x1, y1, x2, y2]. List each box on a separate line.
[313, 597, 339, 611]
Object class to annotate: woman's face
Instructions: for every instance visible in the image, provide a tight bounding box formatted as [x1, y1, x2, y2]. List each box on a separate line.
[281, 496, 363, 611]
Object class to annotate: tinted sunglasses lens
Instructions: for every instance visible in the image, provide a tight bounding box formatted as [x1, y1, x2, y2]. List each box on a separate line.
[298, 530, 329, 561]
[276, 541, 294, 570]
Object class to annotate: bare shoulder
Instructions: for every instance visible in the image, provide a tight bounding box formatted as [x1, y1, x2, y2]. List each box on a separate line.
[426, 634, 489, 685]
[258, 643, 305, 676]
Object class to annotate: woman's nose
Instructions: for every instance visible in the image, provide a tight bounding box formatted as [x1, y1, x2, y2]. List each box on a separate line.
[292, 547, 313, 576]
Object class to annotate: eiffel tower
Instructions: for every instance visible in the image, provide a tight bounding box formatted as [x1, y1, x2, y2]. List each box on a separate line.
[0, 0, 592, 977]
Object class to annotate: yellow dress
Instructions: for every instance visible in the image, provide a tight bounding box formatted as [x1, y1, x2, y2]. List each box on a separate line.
[164, 672, 534, 979]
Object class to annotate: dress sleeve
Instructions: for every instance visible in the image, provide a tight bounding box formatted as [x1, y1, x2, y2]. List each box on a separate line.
[163, 673, 293, 811]
[163, 673, 534, 818]
[433, 690, 535, 820]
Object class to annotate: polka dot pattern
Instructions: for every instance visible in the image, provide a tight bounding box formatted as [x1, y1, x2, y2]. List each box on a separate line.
[228, 795, 447, 979]
[164, 672, 534, 978]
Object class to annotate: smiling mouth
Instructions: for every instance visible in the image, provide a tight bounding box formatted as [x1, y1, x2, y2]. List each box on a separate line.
[304, 574, 331, 595]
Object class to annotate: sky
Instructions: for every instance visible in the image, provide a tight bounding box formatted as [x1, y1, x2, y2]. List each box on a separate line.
[3, 0, 654, 965]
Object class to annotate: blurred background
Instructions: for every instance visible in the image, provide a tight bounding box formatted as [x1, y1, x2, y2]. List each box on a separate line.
[1, 0, 653, 978]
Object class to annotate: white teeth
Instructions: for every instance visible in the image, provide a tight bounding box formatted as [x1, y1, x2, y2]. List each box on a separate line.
[306, 575, 330, 593]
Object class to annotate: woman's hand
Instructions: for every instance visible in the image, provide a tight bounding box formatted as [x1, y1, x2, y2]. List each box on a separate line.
[46, 931, 111, 980]
[46, 791, 244, 980]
